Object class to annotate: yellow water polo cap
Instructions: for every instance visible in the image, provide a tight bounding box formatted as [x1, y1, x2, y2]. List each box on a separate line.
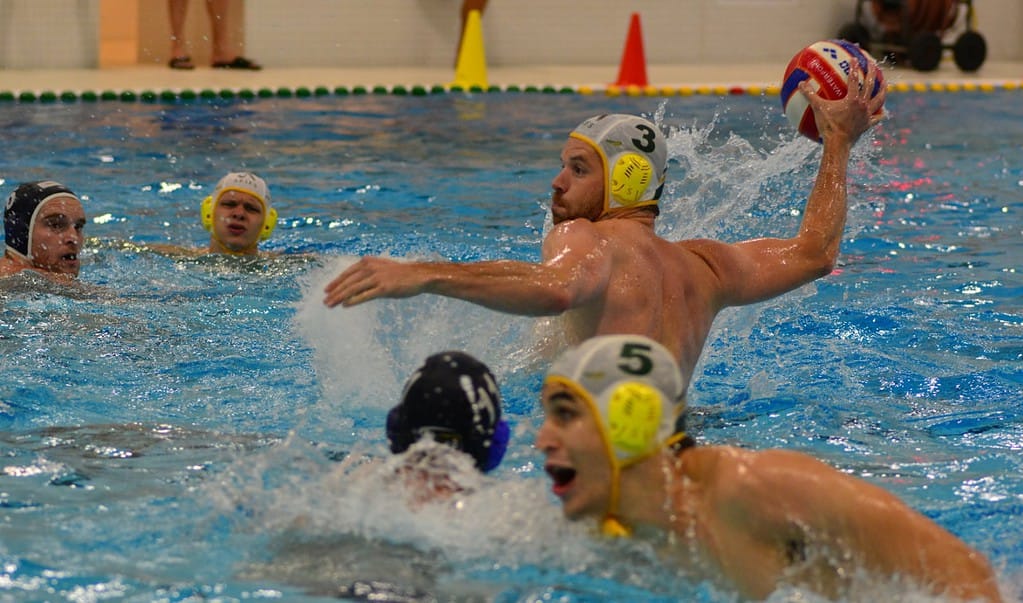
[569, 114, 668, 214]
[546, 334, 685, 465]
[200, 171, 277, 241]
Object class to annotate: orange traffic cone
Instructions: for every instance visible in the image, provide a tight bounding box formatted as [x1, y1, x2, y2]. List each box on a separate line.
[613, 13, 648, 87]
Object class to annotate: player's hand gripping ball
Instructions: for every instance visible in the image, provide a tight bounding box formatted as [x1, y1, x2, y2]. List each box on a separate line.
[781, 39, 885, 142]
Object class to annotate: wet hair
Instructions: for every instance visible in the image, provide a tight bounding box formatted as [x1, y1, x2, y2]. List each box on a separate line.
[669, 412, 697, 453]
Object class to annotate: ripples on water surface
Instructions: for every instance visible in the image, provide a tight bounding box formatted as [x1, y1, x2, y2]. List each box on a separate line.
[0, 90, 1020, 601]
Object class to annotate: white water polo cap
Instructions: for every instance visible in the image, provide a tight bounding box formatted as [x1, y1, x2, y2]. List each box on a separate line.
[214, 172, 270, 208]
[546, 334, 685, 465]
[569, 114, 667, 213]
[201, 172, 277, 241]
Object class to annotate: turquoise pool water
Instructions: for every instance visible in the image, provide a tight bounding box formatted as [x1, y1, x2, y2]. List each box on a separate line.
[0, 89, 1020, 602]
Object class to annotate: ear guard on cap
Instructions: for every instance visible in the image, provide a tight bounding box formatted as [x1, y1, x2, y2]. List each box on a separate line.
[201, 196, 215, 232]
[481, 419, 509, 473]
[386, 405, 414, 455]
[610, 153, 654, 207]
[603, 381, 663, 460]
[259, 207, 278, 240]
[201, 194, 278, 241]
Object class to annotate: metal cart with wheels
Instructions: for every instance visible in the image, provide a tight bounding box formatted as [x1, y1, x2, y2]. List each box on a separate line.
[837, 0, 986, 72]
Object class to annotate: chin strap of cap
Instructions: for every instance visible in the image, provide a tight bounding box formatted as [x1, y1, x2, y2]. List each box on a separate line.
[600, 430, 690, 538]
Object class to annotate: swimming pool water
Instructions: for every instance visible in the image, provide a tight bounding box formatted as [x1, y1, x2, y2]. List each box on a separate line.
[0, 89, 1020, 602]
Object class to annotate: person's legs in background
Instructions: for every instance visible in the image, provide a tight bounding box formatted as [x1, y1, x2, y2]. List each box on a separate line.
[206, 0, 233, 65]
[167, 0, 194, 68]
[207, 0, 261, 69]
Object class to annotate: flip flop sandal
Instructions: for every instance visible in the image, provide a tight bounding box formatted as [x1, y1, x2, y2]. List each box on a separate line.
[168, 56, 194, 70]
[212, 56, 262, 70]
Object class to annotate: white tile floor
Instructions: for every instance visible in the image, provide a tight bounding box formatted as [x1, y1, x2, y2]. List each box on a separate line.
[0, 61, 1021, 95]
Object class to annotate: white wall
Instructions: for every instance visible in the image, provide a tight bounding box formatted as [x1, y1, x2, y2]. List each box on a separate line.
[0, 0, 99, 69]
[0, 0, 1018, 70]
[246, 0, 1022, 67]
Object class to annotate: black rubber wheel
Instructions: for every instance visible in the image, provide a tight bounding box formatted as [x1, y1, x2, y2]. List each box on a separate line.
[953, 31, 987, 72]
[837, 22, 872, 51]
[908, 31, 943, 71]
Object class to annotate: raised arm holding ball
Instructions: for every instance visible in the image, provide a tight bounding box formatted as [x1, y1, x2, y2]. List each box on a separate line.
[324, 59, 886, 400]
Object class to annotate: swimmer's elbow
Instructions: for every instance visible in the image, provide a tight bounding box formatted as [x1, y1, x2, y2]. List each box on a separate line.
[525, 270, 596, 314]
[811, 254, 838, 279]
[797, 236, 841, 279]
[537, 286, 577, 314]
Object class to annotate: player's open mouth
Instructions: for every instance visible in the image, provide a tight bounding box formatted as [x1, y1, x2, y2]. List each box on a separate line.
[545, 464, 576, 487]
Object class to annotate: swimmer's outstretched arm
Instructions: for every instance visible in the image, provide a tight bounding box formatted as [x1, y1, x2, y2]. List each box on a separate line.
[686, 62, 887, 309]
[324, 219, 610, 312]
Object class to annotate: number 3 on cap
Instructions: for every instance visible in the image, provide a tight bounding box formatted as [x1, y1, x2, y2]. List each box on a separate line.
[631, 124, 657, 153]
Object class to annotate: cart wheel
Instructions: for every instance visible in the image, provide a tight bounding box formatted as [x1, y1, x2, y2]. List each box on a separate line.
[908, 31, 942, 71]
[838, 22, 872, 51]
[953, 31, 987, 72]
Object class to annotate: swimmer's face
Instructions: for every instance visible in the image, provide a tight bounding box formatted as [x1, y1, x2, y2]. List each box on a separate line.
[30, 195, 86, 278]
[535, 380, 613, 521]
[210, 190, 264, 254]
[551, 138, 605, 224]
